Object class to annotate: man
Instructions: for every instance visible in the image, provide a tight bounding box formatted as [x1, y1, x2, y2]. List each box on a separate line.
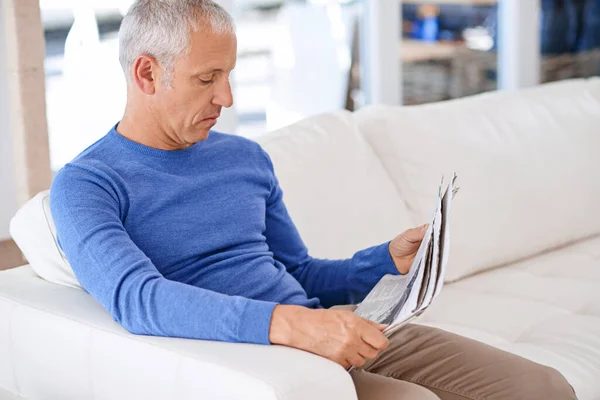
[50, 1, 577, 399]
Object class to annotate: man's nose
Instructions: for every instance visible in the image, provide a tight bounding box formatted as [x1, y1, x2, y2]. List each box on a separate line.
[212, 78, 234, 108]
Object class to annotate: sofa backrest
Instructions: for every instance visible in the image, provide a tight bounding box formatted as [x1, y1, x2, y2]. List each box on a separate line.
[256, 111, 414, 259]
[12, 80, 600, 289]
[356, 78, 600, 282]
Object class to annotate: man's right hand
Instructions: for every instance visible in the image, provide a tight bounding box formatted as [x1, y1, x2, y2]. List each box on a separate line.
[268, 304, 389, 369]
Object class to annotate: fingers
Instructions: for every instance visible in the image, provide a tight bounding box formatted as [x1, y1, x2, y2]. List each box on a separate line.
[349, 333, 385, 368]
[322, 311, 389, 369]
[346, 344, 381, 369]
[365, 319, 389, 332]
[346, 353, 367, 368]
[360, 323, 389, 351]
[357, 341, 380, 360]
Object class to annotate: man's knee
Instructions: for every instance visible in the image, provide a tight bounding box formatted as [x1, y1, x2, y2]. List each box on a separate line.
[496, 357, 576, 400]
[526, 364, 577, 400]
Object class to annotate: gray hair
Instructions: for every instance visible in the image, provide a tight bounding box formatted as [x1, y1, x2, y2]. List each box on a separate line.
[118, 0, 235, 85]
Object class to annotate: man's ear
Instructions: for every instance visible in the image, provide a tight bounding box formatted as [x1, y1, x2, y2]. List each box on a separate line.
[131, 55, 158, 95]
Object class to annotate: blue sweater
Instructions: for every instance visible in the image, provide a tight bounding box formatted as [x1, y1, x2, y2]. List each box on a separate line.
[50, 126, 398, 345]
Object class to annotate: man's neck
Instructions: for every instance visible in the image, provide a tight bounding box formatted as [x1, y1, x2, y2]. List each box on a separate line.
[117, 107, 191, 151]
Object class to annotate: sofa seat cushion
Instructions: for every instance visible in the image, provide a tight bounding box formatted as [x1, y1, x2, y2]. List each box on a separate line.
[415, 235, 600, 400]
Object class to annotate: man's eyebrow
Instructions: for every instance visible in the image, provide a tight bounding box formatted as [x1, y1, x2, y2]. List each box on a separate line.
[195, 66, 235, 75]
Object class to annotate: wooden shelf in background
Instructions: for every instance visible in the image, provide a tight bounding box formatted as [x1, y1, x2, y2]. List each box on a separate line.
[401, 39, 466, 63]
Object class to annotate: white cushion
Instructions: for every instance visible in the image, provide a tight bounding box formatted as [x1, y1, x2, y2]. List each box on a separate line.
[9, 191, 81, 289]
[0, 266, 356, 400]
[257, 110, 413, 259]
[356, 78, 600, 282]
[415, 235, 600, 400]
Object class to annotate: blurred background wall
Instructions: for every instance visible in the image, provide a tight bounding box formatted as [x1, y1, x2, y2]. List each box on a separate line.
[35, 0, 600, 172]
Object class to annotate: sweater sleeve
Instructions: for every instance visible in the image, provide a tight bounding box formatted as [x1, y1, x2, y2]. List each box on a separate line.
[50, 164, 277, 344]
[261, 152, 400, 308]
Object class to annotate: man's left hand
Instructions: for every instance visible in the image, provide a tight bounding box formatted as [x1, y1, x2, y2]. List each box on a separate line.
[388, 224, 429, 275]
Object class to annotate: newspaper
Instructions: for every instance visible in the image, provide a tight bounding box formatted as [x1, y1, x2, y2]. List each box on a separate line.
[354, 174, 458, 337]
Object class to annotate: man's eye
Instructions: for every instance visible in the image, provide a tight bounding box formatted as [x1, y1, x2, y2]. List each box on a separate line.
[199, 78, 213, 85]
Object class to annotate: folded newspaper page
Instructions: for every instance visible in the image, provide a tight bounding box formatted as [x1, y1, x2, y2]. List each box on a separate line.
[354, 174, 459, 337]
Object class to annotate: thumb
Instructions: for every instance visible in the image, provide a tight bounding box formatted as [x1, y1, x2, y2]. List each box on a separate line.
[402, 224, 429, 243]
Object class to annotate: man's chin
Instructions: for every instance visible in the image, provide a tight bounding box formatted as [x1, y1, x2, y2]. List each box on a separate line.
[183, 127, 210, 145]
[196, 130, 211, 142]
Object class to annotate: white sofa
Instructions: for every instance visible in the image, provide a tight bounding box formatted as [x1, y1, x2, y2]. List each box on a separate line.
[2, 79, 600, 400]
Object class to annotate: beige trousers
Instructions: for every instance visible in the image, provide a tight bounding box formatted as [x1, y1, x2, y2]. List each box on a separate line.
[334, 306, 577, 400]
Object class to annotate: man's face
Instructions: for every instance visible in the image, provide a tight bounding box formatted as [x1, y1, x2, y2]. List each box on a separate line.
[152, 28, 237, 146]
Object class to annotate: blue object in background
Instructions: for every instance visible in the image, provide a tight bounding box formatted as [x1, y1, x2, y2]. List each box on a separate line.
[577, 0, 600, 50]
[404, 4, 492, 41]
[567, 0, 585, 52]
[438, 30, 458, 41]
[541, 0, 572, 54]
[529, 0, 600, 54]
[402, 1, 600, 53]
[413, 16, 440, 42]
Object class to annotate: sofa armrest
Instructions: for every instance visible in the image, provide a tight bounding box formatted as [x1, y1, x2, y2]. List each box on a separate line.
[0, 266, 357, 400]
